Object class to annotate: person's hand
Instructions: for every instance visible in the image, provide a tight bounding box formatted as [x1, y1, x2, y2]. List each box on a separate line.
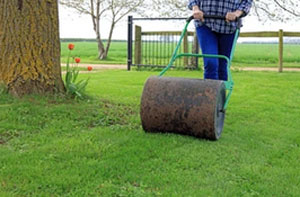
[225, 10, 243, 22]
[192, 6, 204, 22]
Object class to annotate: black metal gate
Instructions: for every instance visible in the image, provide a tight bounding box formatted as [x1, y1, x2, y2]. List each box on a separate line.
[127, 16, 199, 70]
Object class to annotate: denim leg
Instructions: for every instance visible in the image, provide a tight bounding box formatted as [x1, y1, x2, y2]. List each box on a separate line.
[196, 25, 218, 80]
[217, 32, 236, 81]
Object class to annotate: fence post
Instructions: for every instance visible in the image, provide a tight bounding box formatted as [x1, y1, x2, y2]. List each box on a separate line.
[278, 29, 283, 72]
[183, 32, 188, 66]
[134, 25, 142, 65]
[127, 16, 133, 71]
[192, 32, 199, 69]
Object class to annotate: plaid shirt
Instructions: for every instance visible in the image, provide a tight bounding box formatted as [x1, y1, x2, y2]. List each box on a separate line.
[188, 0, 252, 34]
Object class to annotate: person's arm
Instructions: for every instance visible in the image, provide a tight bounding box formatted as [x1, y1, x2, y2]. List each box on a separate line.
[237, 0, 253, 17]
[226, 0, 253, 22]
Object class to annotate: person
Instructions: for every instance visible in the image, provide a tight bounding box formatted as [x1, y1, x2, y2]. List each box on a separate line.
[188, 0, 252, 80]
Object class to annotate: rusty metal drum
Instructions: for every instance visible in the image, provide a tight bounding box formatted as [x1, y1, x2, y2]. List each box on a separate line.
[140, 76, 226, 140]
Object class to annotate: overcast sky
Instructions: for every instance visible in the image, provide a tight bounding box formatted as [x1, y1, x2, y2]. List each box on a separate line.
[58, 5, 299, 40]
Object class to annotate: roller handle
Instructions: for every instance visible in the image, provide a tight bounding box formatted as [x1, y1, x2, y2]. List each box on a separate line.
[187, 15, 238, 22]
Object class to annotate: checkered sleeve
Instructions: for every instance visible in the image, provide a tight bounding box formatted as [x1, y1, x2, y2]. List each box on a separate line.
[188, 0, 200, 10]
[238, 0, 253, 16]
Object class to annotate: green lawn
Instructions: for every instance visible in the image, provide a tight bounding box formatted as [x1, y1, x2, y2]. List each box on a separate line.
[61, 41, 300, 68]
[1, 70, 300, 196]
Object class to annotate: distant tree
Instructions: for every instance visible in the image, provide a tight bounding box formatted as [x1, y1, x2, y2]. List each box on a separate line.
[60, 0, 146, 60]
[0, 0, 65, 96]
[252, 0, 300, 22]
[150, 0, 300, 22]
[150, 0, 187, 17]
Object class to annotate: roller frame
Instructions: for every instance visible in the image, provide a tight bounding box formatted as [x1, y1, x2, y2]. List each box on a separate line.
[159, 16, 240, 110]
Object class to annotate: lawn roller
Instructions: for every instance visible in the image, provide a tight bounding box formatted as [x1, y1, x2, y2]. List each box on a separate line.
[140, 15, 240, 140]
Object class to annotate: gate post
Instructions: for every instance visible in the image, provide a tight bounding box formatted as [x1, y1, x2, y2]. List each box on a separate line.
[183, 33, 188, 67]
[278, 29, 283, 72]
[135, 25, 142, 65]
[127, 16, 133, 71]
[192, 32, 199, 69]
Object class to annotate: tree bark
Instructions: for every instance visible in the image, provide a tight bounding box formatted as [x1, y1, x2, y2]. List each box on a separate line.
[0, 0, 65, 97]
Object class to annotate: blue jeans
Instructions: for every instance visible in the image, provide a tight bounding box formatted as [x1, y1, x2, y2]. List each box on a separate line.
[196, 25, 236, 81]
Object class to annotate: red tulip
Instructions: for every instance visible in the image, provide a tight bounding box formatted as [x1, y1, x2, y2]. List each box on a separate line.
[75, 57, 81, 63]
[68, 43, 75, 50]
[87, 66, 93, 71]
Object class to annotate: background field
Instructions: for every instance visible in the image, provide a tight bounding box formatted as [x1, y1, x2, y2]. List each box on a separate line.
[1, 69, 300, 196]
[61, 41, 300, 68]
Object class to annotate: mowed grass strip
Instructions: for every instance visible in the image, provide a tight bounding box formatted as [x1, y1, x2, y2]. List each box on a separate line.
[61, 41, 300, 68]
[0, 70, 300, 196]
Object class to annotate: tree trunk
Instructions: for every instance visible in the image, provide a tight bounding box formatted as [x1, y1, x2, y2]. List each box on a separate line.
[104, 21, 115, 59]
[97, 37, 106, 60]
[0, 0, 65, 97]
[95, 24, 106, 60]
[91, 11, 106, 60]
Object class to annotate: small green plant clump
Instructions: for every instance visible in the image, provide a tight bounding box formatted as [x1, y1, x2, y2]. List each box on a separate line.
[0, 82, 7, 95]
[64, 43, 89, 99]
